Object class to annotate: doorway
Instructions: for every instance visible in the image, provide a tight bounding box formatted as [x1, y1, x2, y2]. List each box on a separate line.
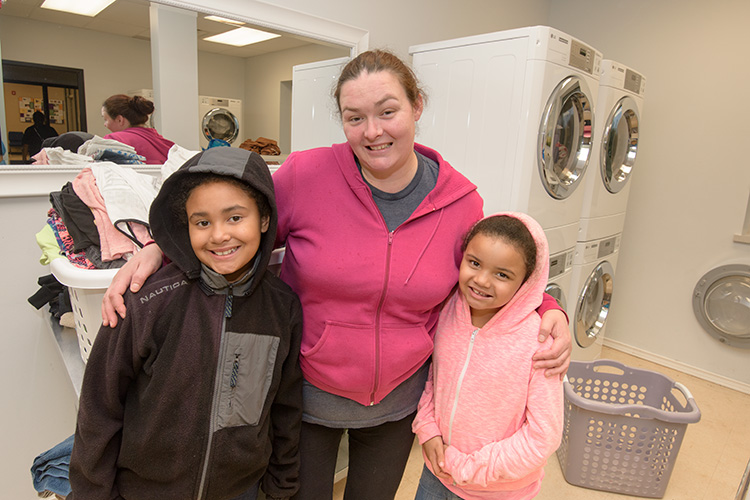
[2, 60, 86, 164]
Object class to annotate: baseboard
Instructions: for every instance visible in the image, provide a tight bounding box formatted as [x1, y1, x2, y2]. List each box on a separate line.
[603, 338, 750, 395]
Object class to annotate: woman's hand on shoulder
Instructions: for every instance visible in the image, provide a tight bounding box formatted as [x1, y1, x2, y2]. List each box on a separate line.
[101, 243, 164, 327]
[533, 308, 572, 380]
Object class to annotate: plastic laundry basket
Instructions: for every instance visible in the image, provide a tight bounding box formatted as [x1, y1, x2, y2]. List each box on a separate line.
[50, 259, 118, 363]
[557, 359, 701, 498]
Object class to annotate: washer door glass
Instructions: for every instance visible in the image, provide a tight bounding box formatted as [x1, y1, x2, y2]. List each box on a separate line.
[575, 261, 614, 348]
[545, 282, 567, 311]
[202, 107, 240, 144]
[601, 96, 640, 194]
[693, 265, 750, 348]
[538, 76, 594, 200]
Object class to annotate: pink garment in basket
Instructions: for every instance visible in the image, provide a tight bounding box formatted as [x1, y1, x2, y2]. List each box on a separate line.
[72, 168, 149, 262]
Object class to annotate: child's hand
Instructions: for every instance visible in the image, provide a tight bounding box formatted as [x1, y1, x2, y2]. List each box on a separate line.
[422, 436, 452, 480]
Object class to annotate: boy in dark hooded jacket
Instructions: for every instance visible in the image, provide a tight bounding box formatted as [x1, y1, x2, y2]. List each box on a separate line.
[69, 148, 303, 500]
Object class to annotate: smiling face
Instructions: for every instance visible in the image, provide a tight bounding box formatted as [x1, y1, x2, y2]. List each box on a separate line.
[459, 233, 528, 328]
[338, 70, 423, 192]
[186, 180, 269, 283]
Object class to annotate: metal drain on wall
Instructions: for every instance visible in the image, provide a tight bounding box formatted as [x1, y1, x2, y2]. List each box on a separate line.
[692, 264, 750, 348]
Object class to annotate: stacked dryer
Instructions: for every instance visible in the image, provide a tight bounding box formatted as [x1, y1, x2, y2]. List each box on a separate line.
[409, 26, 602, 313]
[570, 60, 646, 360]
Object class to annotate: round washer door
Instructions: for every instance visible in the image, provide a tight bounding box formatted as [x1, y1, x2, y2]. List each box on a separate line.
[601, 96, 640, 193]
[545, 282, 568, 311]
[538, 76, 594, 200]
[574, 260, 614, 348]
[693, 264, 750, 348]
[202, 107, 239, 144]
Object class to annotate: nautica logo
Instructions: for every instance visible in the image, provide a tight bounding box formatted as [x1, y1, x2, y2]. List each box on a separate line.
[140, 280, 189, 303]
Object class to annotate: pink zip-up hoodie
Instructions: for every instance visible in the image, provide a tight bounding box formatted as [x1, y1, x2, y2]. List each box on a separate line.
[412, 212, 563, 500]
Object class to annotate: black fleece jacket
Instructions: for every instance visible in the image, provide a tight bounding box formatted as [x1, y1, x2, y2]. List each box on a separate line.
[70, 148, 303, 500]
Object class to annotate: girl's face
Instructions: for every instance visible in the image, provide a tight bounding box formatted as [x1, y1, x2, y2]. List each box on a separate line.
[459, 233, 527, 328]
[101, 107, 129, 132]
[338, 70, 423, 190]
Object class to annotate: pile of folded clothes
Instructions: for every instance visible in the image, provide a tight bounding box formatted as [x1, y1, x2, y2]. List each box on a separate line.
[239, 136, 281, 155]
[31, 134, 147, 166]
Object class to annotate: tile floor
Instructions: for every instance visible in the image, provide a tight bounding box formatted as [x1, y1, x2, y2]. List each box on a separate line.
[333, 347, 750, 500]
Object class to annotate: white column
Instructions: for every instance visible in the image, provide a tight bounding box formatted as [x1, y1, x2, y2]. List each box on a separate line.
[149, 3, 200, 151]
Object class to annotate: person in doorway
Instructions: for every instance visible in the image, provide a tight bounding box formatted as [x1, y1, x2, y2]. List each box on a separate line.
[412, 213, 563, 500]
[22, 110, 58, 161]
[99, 50, 572, 500]
[101, 94, 175, 164]
[69, 148, 303, 500]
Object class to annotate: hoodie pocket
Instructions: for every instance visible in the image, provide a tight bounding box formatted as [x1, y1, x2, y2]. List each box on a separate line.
[217, 332, 280, 429]
[302, 321, 433, 395]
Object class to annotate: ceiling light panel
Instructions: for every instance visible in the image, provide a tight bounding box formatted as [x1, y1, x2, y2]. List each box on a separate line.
[41, 0, 116, 17]
[203, 27, 280, 47]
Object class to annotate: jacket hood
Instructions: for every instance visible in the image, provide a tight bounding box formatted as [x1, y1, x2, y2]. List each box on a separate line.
[149, 147, 277, 281]
[482, 211, 550, 329]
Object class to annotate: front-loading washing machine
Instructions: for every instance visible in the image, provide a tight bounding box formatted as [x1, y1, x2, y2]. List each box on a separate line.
[578, 60, 646, 243]
[409, 26, 602, 237]
[693, 263, 750, 349]
[199, 95, 243, 149]
[569, 232, 620, 361]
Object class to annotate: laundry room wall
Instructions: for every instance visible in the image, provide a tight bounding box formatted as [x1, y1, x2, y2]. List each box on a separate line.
[260, 0, 551, 52]
[242, 44, 349, 150]
[549, 0, 750, 389]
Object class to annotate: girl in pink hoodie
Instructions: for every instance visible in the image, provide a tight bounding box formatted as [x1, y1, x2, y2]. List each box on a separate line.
[412, 213, 563, 500]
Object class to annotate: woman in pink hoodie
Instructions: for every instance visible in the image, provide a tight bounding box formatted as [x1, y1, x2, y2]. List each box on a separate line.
[413, 213, 563, 500]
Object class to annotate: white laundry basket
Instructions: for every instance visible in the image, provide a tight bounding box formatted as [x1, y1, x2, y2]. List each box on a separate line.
[50, 259, 118, 363]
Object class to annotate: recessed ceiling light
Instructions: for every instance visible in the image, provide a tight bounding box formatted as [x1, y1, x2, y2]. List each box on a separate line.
[203, 27, 280, 47]
[204, 15, 245, 27]
[41, 0, 116, 17]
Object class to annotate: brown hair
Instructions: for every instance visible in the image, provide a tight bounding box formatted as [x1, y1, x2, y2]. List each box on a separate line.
[102, 94, 154, 126]
[333, 49, 426, 114]
[462, 215, 537, 282]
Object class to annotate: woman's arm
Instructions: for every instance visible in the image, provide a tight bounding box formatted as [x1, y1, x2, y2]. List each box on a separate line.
[101, 243, 163, 327]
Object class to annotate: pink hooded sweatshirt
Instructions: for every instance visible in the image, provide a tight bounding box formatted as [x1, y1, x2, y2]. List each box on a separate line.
[412, 212, 563, 500]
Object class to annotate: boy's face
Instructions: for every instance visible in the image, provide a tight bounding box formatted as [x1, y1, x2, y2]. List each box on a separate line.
[459, 233, 527, 328]
[186, 180, 269, 283]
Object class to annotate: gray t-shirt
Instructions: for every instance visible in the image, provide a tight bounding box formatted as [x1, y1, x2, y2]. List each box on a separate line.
[361, 152, 439, 231]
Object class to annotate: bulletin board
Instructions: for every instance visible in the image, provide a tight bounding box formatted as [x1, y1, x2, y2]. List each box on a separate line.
[48, 99, 65, 124]
[18, 97, 41, 122]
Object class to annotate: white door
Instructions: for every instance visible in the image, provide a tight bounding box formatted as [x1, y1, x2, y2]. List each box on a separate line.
[291, 57, 349, 152]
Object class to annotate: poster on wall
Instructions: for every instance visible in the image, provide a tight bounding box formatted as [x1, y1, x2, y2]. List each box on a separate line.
[18, 97, 34, 122]
[49, 99, 65, 124]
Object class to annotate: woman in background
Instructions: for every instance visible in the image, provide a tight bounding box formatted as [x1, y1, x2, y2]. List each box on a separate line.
[101, 94, 174, 164]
